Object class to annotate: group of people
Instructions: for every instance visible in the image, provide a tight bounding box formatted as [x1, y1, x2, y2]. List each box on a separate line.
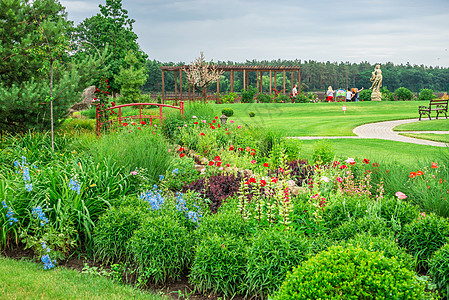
[326, 86, 364, 102]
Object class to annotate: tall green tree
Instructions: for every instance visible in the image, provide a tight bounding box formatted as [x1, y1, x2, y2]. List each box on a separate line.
[115, 51, 147, 103]
[73, 0, 147, 95]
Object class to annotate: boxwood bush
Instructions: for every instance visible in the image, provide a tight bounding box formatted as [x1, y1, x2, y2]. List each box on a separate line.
[274, 245, 427, 299]
[429, 243, 449, 297]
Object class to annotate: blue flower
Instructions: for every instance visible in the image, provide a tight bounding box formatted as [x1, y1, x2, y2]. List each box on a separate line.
[25, 183, 33, 192]
[140, 186, 164, 210]
[32, 206, 49, 227]
[69, 178, 81, 194]
[159, 174, 164, 181]
[2, 200, 7, 209]
[6, 207, 18, 225]
[41, 254, 55, 270]
[172, 168, 179, 175]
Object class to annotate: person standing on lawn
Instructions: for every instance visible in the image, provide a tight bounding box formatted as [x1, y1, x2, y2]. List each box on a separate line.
[291, 84, 298, 102]
[346, 88, 352, 102]
[326, 86, 334, 102]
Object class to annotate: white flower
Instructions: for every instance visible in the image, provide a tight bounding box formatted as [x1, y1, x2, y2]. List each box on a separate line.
[345, 157, 355, 164]
[192, 115, 197, 119]
[321, 176, 330, 183]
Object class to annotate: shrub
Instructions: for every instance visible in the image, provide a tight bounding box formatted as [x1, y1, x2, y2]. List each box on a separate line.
[129, 213, 192, 285]
[359, 89, 372, 101]
[189, 234, 247, 297]
[311, 139, 334, 165]
[378, 197, 420, 229]
[221, 92, 238, 104]
[394, 87, 414, 101]
[243, 230, 310, 298]
[182, 172, 244, 213]
[249, 111, 255, 117]
[341, 234, 415, 270]
[330, 216, 390, 241]
[274, 245, 427, 300]
[322, 194, 370, 230]
[60, 118, 95, 133]
[274, 94, 290, 103]
[241, 86, 257, 103]
[429, 243, 449, 297]
[398, 213, 449, 271]
[381, 87, 394, 101]
[256, 93, 271, 103]
[221, 107, 234, 117]
[294, 93, 308, 103]
[163, 156, 199, 191]
[92, 205, 146, 264]
[419, 88, 437, 101]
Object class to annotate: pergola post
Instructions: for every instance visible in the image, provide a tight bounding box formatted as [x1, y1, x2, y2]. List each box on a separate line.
[274, 71, 277, 92]
[283, 70, 286, 95]
[260, 71, 263, 94]
[243, 70, 246, 91]
[298, 69, 301, 94]
[269, 71, 272, 95]
[256, 71, 259, 92]
[189, 84, 192, 101]
[174, 70, 178, 105]
[230, 70, 234, 93]
[180, 70, 183, 101]
[291, 71, 294, 90]
[217, 80, 220, 103]
[161, 70, 165, 104]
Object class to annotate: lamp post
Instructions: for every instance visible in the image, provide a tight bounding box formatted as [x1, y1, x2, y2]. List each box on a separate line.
[220, 114, 228, 126]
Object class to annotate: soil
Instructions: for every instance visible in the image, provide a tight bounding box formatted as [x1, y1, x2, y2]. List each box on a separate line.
[1, 243, 245, 300]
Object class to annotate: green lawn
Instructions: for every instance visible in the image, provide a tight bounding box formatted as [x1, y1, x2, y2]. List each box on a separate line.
[296, 138, 448, 166]
[213, 101, 422, 136]
[399, 133, 449, 143]
[394, 118, 449, 131]
[0, 257, 166, 300]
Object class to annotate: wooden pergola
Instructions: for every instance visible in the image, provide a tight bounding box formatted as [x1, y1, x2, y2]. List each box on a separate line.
[159, 65, 301, 102]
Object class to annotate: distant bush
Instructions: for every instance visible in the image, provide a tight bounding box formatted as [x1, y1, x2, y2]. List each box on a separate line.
[419, 88, 437, 101]
[394, 87, 414, 101]
[274, 94, 290, 103]
[381, 87, 394, 101]
[294, 93, 308, 103]
[221, 92, 238, 104]
[256, 93, 271, 103]
[249, 111, 255, 117]
[311, 139, 334, 165]
[241, 86, 257, 103]
[274, 245, 427, 299]
[359, 89, 372, 101]
[221, 107, 234, 117]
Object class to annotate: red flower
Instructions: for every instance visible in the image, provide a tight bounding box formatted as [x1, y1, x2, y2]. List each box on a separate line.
[194, 121, 199, 124]
[238, 147, 244, 151]
[217, 124, 221, 128]
[417, 170, 424, 176]
[246, 147, 251, 152]
[260, 180, 266, 187]
[212, 120, 216, 123]
[140, 121, 146, 125]
[431, 162, 438, 169]
[215, 116, 219, 119]
[229, 145, 234, 151]
[180, 153, 185, 158]
[372, 163, 379, 167]
[226, 132, 230, 135]
[179, 147, 185, 152]
[333, 161, 340, 167]
[214, 156, 221, 161]
[340, 165, 348, 169]
[226, 163, 230, 167]
[208, 161, 215, 166]
[216, 162, 222, 167]
[263, 163, 269, 168]
[131, 122, 136, 126]
[249, 177, 256, 183]
[363, 158, 370, 164]
[210, 125, 215, 129]
[105, 79, 108, 82]
[271, 177, 278, 183]
[111, 102, 115, 106]
[137, 127, 141, 130]
[250, 152, 255, 156]
[200, 132, 205, 136]
[409, 172, 417, 178]
[123, 122, 128, 127]
[350, 161, 356, 166]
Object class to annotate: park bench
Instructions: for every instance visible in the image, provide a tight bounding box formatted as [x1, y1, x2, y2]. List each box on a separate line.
[418, 99, 448, 120]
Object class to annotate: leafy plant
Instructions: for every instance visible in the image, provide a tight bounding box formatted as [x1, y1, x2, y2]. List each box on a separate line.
[398, 213, 449, 271]
[394, 87, 414, 101]
[221, 107, 234, 117]
[249, 111, 255, 117]
[429, 243, 449, 297]
[221, 92, 238, 104]
[256, 93, 271, 103]
[311, 139, 334, 165]
[240, 86, 257, 103]
[419, 88, 437, 101]
[274, 245, 428, 299]
[359, 89, 372, 101]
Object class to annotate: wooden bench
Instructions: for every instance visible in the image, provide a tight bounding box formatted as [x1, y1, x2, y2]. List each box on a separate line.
[419, 99, 448, 120]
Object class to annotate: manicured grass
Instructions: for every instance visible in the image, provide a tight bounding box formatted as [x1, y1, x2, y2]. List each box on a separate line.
[394, 118, 449, 131]
[399, 133, 449, 143]
[213, 101, 422, 136]
[0, 257, 166, 300]
[295, 138, 448, 166]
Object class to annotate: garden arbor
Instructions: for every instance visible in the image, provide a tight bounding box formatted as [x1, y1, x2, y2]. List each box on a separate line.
[160, 65, 301, 103]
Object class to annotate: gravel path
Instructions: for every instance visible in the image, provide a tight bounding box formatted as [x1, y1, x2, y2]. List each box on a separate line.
[292, 118, 448, 147]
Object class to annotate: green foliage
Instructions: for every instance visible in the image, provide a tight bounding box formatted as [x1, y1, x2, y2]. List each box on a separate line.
[311, 139, 334, 165]
[398, 213, 449, 270]
[321, 194, 369, 230]
[221, 107, 234, 117]
[381, 87, 394, 101]
[130, 213, 192, 285]
[330, 216, 391, 241]
[359, 89, 372, 101]
[394, 87, 415, 101]
[294, 93, 308, 103]
[274, 94, 290, 103]
[115, 51, 148, 104]
[221, 92, 238, 104]
[90, 127, 172, 184]
[241, 86, 257, 103]
[249, 111, 255, 117]
[60, 118, 95, 133]
[243, 230, 311, 298]
[93, 204, 146, 264]
[419, 88, 437, 101]
[256, 93, 271, 103]
[189, 234, 247, 297]
[274, 245, 427, 300]
[341, 234, 415, 270]
[163, 156, 199, 191]
[429, 243, 449, 297]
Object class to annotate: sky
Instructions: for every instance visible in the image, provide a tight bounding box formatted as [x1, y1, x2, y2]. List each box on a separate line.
[61, 0, 449, 67]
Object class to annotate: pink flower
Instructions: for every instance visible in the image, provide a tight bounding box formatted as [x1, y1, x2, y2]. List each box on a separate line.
[130, 170, 138, 175]
[202, 120, 206, 123]
[230, 120, 235, 123]
[237, 125, 242, 129]
[192, 115, 197, 119]
[251, 160, 256, 164]
[345, 157, 355, 164]
[395, 191, 407, 200]
[336, 176, 343, 183]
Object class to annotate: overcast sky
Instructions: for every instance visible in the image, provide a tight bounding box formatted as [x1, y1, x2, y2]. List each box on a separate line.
[61, 0, 449, 67]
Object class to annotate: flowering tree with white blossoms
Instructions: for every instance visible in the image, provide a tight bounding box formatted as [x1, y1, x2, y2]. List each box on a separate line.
[183, 52, 224, 102]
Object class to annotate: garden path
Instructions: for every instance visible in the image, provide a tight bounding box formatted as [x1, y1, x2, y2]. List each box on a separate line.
[293, 118, 449, 147]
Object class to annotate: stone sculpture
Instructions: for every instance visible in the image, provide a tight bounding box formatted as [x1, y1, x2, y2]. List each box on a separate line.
[370, 64, 382, 101]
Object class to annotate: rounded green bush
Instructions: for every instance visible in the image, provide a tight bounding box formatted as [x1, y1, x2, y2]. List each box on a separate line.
[221, 107, 234, 117]
[274, 245, 427, 300]
[189, 233, 247, 297]
[330, 216, 390, 241]
[394, 87, 414, 101]
[129, 213, 192, 284]
[249, 111, 255, 117]
[93, 205, 146, 264]
[398, 213, 449, 271]
[419, 88, 436, 101]
[429, 243, 449, 297]
[243, 230, 311, 298]
[256, 93, 271, 103]
[341, 234, 415, 270]
[359, 89, 372, 101]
